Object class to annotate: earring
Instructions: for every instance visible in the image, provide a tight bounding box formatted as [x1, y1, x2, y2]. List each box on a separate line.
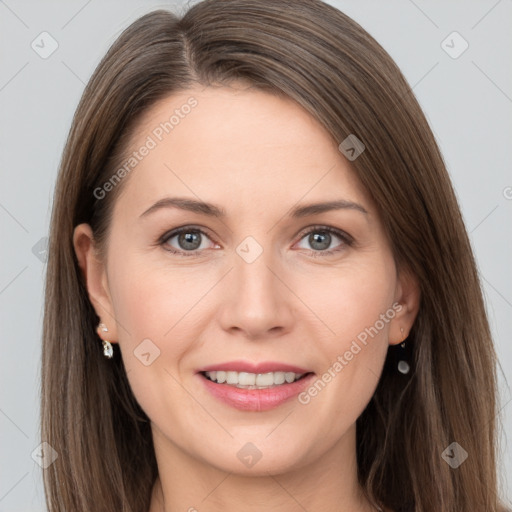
[397, 327, 410, 375]
[102, 340, 114, 359]
[97, 322, 113, 359]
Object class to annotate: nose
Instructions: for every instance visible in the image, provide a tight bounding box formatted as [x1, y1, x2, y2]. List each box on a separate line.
[217, 246, 295, 340]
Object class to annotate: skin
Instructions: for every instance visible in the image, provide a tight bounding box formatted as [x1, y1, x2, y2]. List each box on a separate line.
[74, 82, 420, 512]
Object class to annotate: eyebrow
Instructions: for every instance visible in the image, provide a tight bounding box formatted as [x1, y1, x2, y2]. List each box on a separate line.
[139, 197, 368, 219]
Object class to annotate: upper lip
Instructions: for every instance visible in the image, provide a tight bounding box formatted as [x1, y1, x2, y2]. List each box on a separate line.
[197, 360, 313, 374]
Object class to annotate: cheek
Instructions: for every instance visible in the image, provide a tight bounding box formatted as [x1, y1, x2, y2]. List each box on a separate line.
[107, 258, 200, 422]
[108, 251, 208, 341]
[297, 256, 396, 343]
[298, 257, 394, 387]
[107, 254, 201, 389]
[298, 258, 394, 416]
[107, 251, 228, 407]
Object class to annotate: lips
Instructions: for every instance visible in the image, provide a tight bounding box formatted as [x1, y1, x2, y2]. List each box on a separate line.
[196, 360, 316, 411]
[197, 371, 316, 411]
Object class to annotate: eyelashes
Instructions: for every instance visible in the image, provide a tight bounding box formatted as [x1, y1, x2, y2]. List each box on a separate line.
[157, 224, 354, 259]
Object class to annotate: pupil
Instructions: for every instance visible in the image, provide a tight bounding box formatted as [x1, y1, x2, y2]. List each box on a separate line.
[310, 232, 331, 250]
[179, 232, 201, 250]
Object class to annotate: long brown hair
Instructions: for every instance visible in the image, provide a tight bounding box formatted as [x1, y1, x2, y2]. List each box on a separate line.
[41, 1, 509, 510]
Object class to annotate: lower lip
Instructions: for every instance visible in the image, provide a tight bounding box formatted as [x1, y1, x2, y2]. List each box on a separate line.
[198, 372, 316, 411]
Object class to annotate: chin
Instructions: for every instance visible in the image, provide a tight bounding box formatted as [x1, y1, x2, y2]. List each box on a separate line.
[197, 441, 306, 477]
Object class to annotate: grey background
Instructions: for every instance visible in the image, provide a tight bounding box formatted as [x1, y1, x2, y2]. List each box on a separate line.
[0, 0, 511, 510]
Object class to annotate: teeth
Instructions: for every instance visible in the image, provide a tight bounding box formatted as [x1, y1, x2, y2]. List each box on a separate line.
[204, 370, 305, 388]
[237, 372, 256, 385]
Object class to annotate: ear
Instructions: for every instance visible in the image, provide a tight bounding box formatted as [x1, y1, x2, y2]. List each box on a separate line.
[73, 223, 118, 343]
[389, 266, 421, 346]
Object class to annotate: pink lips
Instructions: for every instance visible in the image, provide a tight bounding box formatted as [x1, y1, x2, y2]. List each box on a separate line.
[196, 360, 315, 412]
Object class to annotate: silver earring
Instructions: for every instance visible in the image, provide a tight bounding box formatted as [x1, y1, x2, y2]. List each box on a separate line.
[102, 340, 114, 359]
[97, 322, 113, 359]
[397, 327, 410, 374]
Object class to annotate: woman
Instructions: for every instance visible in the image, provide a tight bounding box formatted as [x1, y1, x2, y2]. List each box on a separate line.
[41, 0, 509, 511]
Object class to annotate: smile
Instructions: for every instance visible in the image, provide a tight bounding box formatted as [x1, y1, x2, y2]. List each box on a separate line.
[198, 371, 316, 411]
[202, 370, 307, 389]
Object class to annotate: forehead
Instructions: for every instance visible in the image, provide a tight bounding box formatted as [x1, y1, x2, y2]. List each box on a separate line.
[113, 84, 372, 217]
[133, 83, 335, 157]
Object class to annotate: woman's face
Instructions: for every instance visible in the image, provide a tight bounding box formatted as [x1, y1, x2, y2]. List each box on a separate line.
[75, 83, 418, 476]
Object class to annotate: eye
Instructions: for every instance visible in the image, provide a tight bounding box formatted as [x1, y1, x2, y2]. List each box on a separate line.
[294, 225, 353, 256]
[158, 224, 353, 258]
[159, 226, 218, 257]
